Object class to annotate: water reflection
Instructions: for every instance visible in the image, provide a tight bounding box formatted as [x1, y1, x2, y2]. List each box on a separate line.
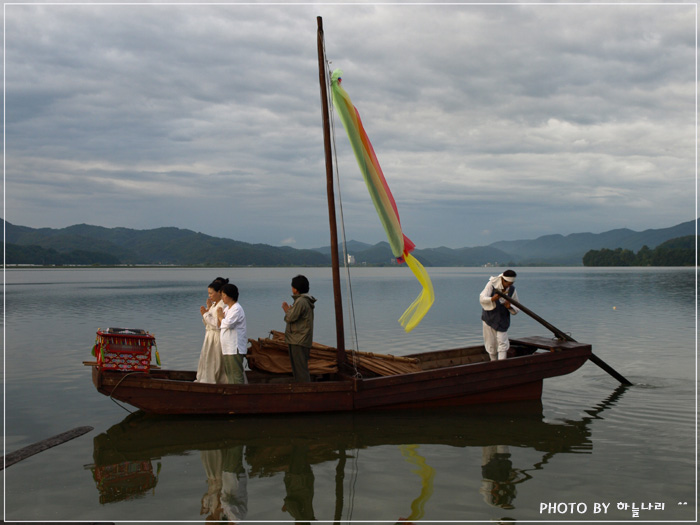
[89, 456, 159, 505]
[86, 388, 626, 519]
[200, 449, 223, 520]
[199, 446, 249, 522]
[480, 445, 518, 509]
[399, 444, 435, 521]
[282, 445, 315, 523]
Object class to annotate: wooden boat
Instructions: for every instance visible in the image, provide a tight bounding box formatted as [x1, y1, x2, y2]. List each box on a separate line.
[89, 334, 591, 415]
[86, 17, 626, 416]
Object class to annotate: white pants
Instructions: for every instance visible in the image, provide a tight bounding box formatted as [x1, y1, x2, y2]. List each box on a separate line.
[482, 321, 509, 360]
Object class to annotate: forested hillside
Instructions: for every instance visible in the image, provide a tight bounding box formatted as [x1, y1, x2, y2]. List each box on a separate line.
[5, 221, 329, 266]
[582, 236, 696, 266]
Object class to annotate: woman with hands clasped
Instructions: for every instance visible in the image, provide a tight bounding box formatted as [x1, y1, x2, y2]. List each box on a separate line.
[195, 277, 228, 384]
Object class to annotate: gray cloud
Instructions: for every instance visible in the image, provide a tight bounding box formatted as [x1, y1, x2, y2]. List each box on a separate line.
[4, 3, 695, 249]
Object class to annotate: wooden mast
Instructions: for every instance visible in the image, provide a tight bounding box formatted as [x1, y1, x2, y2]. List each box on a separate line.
[317, 16, 346, 366]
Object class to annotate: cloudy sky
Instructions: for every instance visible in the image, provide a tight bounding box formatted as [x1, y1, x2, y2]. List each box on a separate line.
[4, 2, 696, 249]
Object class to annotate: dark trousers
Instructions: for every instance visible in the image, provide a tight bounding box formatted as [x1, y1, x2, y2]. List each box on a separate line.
[288, 344, 311, 382]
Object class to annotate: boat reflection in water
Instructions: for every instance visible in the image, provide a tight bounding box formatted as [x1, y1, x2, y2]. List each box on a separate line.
[86, 387, 626, 520]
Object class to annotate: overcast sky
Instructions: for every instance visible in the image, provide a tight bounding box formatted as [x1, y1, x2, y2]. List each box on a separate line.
[4, 2, 696, 249]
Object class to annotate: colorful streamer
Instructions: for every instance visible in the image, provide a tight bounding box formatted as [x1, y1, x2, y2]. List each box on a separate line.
[331, 69, 434, 332]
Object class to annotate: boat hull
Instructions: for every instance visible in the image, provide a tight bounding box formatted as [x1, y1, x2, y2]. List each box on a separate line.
[91, 337, 591, 415]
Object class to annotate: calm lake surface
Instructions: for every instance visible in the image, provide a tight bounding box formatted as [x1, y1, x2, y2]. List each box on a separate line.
[3, 266, 697, 522]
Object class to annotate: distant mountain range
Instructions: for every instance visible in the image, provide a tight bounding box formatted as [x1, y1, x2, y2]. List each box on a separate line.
[5, 222, 327, 266]
[4, 218, 696, 267]
[316, 220, 697, 265]
[489, 220, 697, 265]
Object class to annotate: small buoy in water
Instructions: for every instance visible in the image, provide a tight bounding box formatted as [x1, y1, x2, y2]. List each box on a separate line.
[613, 306, 617, 310]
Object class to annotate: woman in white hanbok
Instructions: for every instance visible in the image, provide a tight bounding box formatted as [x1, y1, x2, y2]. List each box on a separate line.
[195, 278, 228, 383]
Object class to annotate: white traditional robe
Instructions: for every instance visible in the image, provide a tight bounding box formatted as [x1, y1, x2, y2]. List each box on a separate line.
[195, 300, 226, 383]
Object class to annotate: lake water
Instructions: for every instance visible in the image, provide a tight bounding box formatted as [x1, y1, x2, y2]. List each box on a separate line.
[3, 266, 697, 522]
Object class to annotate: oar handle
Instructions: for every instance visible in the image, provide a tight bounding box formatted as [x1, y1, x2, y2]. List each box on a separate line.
[493, 289, 574, 342]
[493, 288, 633, 386]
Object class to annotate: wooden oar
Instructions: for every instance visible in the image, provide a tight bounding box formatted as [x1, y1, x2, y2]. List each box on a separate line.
[493, 289, 633, 386]
[2, 426, 93, 469]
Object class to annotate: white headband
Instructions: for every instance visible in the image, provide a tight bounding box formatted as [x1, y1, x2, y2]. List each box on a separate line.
[501, 274, 516, 283]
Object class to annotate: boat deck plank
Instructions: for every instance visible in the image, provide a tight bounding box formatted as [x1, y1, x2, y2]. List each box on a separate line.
[511, 336, 592, 352]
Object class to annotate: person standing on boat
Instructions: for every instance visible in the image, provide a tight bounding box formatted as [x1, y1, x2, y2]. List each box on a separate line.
[479, 270, 519, 361]
[195, 277, 228, 384]
[282, 275, 316, 382]
[217, 283, 248, 384]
